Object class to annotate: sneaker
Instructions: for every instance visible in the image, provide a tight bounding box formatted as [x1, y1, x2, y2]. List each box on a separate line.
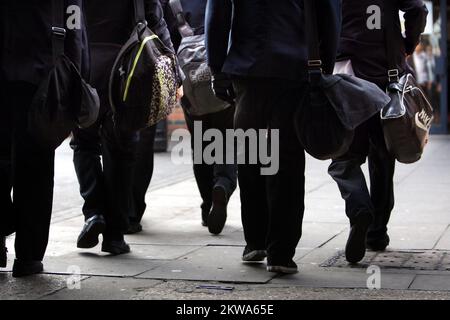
[77, 215, 106, 249]
[242, 247, 267, 262]
[367, 233, 390, 252]
[345, 213, 373, 264]
[12, 260, 43, 278]
[124, 222, 143, 235]
[207, 186, 228, 235]
[267, 260, 298, 274]
[101, 239, 130, 255]
[1, 237, 7, 268]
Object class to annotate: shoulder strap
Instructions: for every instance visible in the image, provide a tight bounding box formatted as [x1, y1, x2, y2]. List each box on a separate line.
[51, 0, 66, 63]
[169, 0, 194, 38]
[304, 0, 323, 81]
[134, 0, 146, 24]
[384, 0, 401, 83]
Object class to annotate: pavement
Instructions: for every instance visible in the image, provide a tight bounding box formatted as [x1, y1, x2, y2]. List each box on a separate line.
[1, 136, 450, 300]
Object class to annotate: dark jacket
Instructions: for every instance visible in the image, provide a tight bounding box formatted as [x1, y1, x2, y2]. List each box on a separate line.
[85, 0, 174, 87]
[338, 0, 428, 86]
[205, 0, 342, 81]
[0, 0, 89, 86]
[160, 0, 207, 51]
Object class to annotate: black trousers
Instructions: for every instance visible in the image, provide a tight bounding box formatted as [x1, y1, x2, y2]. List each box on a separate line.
[232, 78, 306, 263]
[129, 124, 157, 224]
[184, 102, 238, 212]
[328, 114, 395, 242]
[70, 92, 139, 240]
[0, 82, 55, 262]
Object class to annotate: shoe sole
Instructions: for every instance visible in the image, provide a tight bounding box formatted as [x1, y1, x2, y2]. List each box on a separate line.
[77, 221, 106, 249]
[242, 250, 267, 262]
[345, 215, 372, 264]
[208, 187, 227, 235]
[267, 265, 298, 274]
[101, 245, 131, 255]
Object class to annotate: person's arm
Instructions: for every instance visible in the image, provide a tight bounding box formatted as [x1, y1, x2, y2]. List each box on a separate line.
[145, 0, 175, 52]
[315, 0, 341, 74]
[205, 0, 232, 75]
[399, 0, 428, 55]
[159, 0, 182, 51]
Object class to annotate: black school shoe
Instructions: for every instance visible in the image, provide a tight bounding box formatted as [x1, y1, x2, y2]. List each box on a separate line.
[124, 222, 143, 235]
[345, 213, 373, 264]
[1, 237, 7, 268]
[242, 247, 267, 262]
[207, 186, 228, 235]
[12, 260, 44, 278]
[101, 239, 130, 255]
[367, 233, 390, 252]
[77, 215, 106, 249]
[267, 260, 298, 274]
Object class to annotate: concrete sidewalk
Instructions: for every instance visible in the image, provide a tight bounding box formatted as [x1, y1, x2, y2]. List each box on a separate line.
[1, 136, 450, 300]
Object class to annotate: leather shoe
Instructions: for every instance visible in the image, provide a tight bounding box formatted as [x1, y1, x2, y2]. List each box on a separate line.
[102, 239, 130, 255]
[1, 237, 7, 268]
[12, 259, 43, 278]
[77, 215, 106, 249]
[124, 222, 143, 235]
[345, 213, 373, 264]
[367, 233, 390, 252]
[207, 186, 228, 235]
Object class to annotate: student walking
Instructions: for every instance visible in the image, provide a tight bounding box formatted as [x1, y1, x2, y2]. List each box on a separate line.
[206, 0, 341, 273]
[328, 0, 428, 263]
[160, 0, 237, 235]
[71, 0, 175, 253]
[0, 0, 89, 276]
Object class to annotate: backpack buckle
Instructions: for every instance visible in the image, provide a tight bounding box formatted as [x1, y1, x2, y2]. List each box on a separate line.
[388, 69, 399, 83]
[52, 27, 66, 39]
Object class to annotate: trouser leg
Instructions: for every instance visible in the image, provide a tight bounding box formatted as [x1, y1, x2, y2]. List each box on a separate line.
[328, 123, 374, 223]
[70, 122, 105, 220]
[265, 83, 306, 262]
[367, 116, 395, 241]
[9, 82, 55, 262]
[101, 115, 139, 240]
[130, 124, 157, 223]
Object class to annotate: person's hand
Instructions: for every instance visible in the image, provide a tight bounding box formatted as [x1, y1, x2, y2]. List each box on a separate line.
[177, 86, 184, 101]
[211, 72, 235, 105]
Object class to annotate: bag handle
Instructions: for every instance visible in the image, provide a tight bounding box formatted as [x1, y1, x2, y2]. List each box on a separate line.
[51, 0, 66, 63]
[133, 0, 146, 25]
[304, 0, 323, 82]
[384, 0, 401, 83]
[169, 0, 195, 38]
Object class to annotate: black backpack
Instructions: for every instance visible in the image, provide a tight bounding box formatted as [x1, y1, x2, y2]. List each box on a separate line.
[109, 0, 178, 133]
[28, 0, 100, 150]
[169, 0, 230, 116]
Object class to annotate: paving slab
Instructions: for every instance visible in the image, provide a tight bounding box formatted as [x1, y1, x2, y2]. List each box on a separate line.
[41, 277, 162, 300]
[435, 226, 450, 250]
[118, 244, 202, 260]
[137, 246, 274, 283]
[409, 275, 450, 291]
[387, 225, 448, 250]
[126, 225, 245, 246]
[270, 269, 415, 290]
[0, 272, 88, 300]
[41, 253, 164, 277]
